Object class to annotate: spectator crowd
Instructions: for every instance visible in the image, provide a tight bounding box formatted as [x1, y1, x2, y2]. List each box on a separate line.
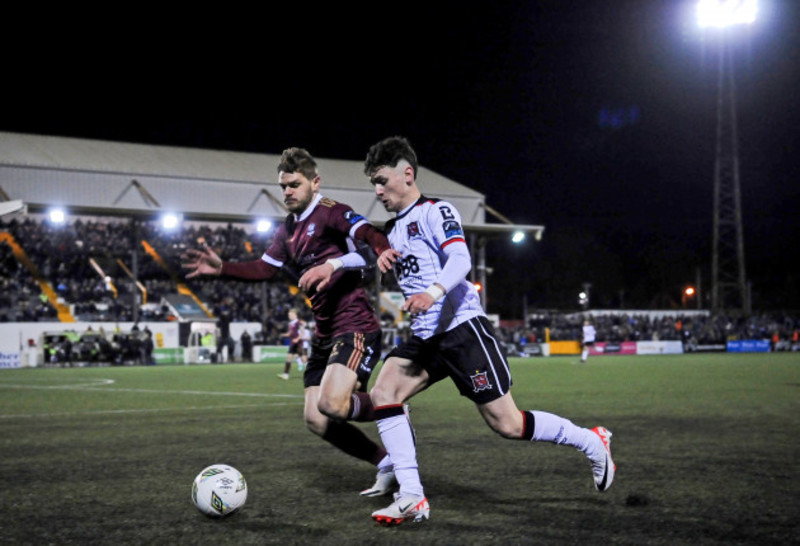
[2, 216, 799, 355]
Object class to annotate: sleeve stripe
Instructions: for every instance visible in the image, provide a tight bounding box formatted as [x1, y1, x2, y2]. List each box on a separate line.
[441, 237, 466, 249]
[261, 253, 283, 268]
[349, 219, 369, 239]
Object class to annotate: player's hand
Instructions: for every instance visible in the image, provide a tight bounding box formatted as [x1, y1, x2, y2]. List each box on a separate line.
[299, 262, 335, 292]
[378, 248, 402, 273]
[180, 245, 223, 278]
[402, 292, 435, 315]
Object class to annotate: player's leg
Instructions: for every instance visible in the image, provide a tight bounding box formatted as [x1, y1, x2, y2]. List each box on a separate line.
[477, 393, 615, 492]
[447, 316, 615, 492]
[302, 384, 385, 463]
[317, 363, 362, 419]
[279, 350, 295, 380]
[301, 337, 388, 470]
[316, 331, 381, 422]
[370, 350, 432, 524]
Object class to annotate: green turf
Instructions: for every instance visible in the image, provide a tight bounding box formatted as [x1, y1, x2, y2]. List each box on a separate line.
[1, 353, 798, 545]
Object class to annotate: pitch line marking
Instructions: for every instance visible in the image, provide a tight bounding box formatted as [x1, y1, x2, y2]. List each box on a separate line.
[0, 378, 303, 399]
[0, 402, 303, 420]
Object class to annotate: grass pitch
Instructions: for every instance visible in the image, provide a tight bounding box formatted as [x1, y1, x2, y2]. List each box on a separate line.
[1, 353, 798, 545]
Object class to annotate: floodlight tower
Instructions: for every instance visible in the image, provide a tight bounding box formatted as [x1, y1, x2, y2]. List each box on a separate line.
[697, 0, 756, 315]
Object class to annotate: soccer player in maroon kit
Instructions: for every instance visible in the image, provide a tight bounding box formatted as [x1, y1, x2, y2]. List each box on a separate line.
[182, 147, 401, 495]
[278, 308, 305, 380]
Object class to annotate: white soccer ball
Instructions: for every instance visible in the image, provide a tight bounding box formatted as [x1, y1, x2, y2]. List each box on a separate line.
[191, 464, 248, 517]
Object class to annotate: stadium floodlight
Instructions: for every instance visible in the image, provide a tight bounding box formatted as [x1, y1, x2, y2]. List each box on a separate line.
[511, 230, 525, 244]
[697, 0, 758, 28]
[48, 208, 66, 224]
[161, 213, 183, 230]
[256, 219, 273, 233]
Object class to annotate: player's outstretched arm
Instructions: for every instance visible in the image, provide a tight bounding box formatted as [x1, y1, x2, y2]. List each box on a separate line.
[180, 245, 223, 278]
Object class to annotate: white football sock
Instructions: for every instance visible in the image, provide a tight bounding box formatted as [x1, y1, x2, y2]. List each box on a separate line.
[531, 410, 598, 456]
[377, 414, 424, 496]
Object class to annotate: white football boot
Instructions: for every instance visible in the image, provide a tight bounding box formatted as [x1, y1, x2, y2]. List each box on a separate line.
[372, 492, 430, 526]
[590, 426, 616, 492]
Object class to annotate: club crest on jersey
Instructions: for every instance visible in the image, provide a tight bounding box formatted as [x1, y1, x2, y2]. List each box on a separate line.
[470, 371, 492, 393]
[407, 222, 421, 237]
[344, 211, 365, 225]
[443, 220, 463, 238]
[306, 223, 316, 237]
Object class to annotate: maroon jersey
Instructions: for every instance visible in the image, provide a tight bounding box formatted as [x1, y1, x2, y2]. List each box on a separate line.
[221, 195, 390, 340]
[287, 319, 301, 342]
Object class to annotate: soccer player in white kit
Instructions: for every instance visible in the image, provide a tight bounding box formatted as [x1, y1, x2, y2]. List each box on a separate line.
[581, 319, 597, 363]
[363, 136, 616, 526]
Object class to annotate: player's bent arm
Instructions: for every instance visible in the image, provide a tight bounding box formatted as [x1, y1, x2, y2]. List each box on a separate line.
[353, 223, 392, 256]
[434, 242, 472, 295]
[220, 259, 279, 281]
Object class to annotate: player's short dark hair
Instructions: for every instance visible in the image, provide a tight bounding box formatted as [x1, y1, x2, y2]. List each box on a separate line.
[363, 136, 418, 178]
[278, 147, 318, 180]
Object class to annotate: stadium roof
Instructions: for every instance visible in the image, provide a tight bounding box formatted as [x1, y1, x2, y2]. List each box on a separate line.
[0, 131, 544, 239]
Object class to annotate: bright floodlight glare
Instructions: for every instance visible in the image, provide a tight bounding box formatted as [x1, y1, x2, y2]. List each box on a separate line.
[49, 208, 65, 224]
[161, 213, 181, 230]
[697, 0, 758, 28]
[256, 219, 273, 233]
[511, 230, 525, 244]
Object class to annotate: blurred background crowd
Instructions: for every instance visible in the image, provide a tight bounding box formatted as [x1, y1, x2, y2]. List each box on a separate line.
[2, 216, 798, 357]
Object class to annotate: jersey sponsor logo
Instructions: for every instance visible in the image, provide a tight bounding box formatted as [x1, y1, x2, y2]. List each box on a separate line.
[407, 221, 420, 237]
[470, 371, 492, 393]
[443, 220, 463, 238]
[344, 210, 365, 225]
[306, 222, 316, 237]
[393, 255, 420, 280]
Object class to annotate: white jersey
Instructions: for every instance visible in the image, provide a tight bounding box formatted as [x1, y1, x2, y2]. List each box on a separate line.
[386, 196, 483, 339]
[583, 324, 597, 343]
[300, 325, 312, 351]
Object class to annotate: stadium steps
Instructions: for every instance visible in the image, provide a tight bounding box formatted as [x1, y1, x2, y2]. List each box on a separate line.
[139, 239, 215, 319]
[0, 231, 76, 322]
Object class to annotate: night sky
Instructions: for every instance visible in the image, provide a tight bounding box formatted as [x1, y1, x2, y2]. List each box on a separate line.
[3, 1, 799, 316]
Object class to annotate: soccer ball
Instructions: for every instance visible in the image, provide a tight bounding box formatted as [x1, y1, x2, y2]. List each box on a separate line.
[191, 464, 248, 517]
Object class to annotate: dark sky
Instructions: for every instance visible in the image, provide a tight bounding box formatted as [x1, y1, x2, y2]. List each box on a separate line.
[3, 1, 799, 316]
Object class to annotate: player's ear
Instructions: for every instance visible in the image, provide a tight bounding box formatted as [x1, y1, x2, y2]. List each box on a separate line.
[404, 165, 415, 184]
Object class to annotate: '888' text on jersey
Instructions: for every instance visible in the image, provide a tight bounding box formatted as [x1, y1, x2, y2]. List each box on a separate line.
[385, 196, 483, 339]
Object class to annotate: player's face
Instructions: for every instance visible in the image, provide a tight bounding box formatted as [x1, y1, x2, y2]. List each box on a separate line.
[279, 171, 319, 214]
[371, 164, 413, 213]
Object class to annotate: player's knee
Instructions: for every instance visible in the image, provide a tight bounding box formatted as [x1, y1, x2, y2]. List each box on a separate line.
[316, 396, 348, 421]
[304, 413, 327, 436]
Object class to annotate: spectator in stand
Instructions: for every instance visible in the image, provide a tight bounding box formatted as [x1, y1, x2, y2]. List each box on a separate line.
[241, 329, 253, 362]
